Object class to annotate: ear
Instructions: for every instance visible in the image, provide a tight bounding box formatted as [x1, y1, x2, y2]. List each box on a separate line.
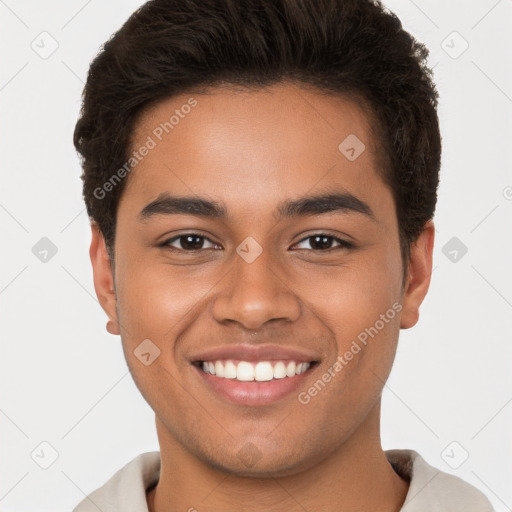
[89, 222, 120, 335]
[400, 220, 435, 329]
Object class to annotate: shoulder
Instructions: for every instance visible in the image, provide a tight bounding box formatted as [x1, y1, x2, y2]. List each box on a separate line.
[386, 449, 495, 512]
[72, 451, 161, 512]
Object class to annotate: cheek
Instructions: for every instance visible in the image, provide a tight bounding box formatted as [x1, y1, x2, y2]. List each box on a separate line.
[297, 245, 402, 332]
[117, 262, 202, 339]
[114, 251, 227, 383]
[293, 242, 403, 385]
[301, 268, 402, 422]
[113, 259, 201, 401]
[334, 247, 404, 387]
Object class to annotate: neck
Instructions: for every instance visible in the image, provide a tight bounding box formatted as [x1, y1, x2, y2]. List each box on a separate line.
[147, 401, 409, 512]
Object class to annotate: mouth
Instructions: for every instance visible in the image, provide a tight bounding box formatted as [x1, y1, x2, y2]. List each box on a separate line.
[192, 358, 319, 380]
[191, 358, 320, 406]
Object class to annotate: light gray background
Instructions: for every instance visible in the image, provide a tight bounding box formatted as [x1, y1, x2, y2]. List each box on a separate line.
[1, 1, 511, 511]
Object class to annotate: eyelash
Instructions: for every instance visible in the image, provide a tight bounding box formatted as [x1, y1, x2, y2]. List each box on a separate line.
[159, 232, 355, 253]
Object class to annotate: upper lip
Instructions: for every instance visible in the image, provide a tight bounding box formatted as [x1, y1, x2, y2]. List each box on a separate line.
[190, 344, 320, 363]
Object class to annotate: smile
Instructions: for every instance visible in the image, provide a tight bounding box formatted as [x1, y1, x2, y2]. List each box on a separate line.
[198, 359, 312, 381]
[192, 359, 319, 406]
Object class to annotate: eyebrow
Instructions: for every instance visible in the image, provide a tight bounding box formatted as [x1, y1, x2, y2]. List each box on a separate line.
[138, 190, 376, 222]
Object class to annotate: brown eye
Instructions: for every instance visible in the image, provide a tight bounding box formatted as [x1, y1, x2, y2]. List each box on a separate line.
[160, 233, 219, 252]
[292, 234, 354, 251]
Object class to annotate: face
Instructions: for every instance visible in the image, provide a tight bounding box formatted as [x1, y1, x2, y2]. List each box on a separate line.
[91, 83, 433, 476]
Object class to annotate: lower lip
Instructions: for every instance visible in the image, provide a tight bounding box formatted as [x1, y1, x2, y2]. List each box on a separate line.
[193, 364, 317, 406]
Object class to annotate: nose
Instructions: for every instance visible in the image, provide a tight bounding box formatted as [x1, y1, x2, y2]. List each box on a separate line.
[212, 247, 301, 331]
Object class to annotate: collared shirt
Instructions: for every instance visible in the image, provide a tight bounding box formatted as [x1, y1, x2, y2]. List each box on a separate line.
[72, 449, 495, 511]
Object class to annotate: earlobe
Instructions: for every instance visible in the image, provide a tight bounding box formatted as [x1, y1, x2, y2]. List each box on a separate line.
[106, 319, 119, 335]
[400, 220, 435, 329]
[89, 222, 120, 335]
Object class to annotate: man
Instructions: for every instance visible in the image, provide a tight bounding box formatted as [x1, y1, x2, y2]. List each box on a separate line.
[72, 0, 494, 510]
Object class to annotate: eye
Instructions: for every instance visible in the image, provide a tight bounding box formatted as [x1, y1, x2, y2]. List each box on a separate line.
[159, 232, 354, 253]
[292, 234, 354, 251]
[159, 233, 220, 252]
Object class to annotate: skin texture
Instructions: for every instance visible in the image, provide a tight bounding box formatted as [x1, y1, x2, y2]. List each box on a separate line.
[90, 83, 434, 512]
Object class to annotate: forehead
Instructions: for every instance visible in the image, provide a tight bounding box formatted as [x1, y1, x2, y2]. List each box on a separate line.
[121, 83, 390, 217]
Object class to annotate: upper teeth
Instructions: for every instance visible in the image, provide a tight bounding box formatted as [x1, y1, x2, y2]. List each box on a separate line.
[201, 360, 311, 381]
